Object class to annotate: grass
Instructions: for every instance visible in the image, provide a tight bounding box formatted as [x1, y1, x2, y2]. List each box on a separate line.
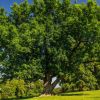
[24, 90, 100, 100]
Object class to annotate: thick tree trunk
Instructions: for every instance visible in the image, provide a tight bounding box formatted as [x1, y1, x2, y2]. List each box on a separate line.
[42, 76, 60, 95]
[51, 78, 60, 92]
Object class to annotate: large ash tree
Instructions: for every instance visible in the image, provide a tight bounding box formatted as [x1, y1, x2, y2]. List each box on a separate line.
[0, 0, 100, 95]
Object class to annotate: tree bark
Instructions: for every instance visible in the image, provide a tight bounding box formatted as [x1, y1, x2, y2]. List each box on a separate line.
[51, 78, 60, 92]
[42, 76, 60, 95]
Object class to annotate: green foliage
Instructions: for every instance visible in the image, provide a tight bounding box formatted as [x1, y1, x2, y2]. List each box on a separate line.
[61, 63, 97, 92]
[0, 79, 43, 99]
[26, 80, 43, 97]
[0, 0, 100, 96]
[61, 83, 75, 92]
[53, 87, 62, 95]
[0, 79, 26, 99]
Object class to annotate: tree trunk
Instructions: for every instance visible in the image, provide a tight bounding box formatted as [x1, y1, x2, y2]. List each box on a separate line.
[42, 76, 60, 95]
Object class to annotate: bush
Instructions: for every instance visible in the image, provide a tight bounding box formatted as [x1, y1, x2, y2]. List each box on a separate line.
[61, 83, 76, 92]
[0, 79, 43, 99]
[26, 80, 43, 97]
[0, 79, 26, 99]
[53, 87, 61, 95]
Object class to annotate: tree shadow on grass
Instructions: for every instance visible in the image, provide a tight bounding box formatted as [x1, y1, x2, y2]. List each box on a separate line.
[88, 97, 100, 99]
[1, 96, 34, 100]
[59, 93, 89, 96]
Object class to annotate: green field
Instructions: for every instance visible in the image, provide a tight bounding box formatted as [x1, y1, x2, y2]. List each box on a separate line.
[25, 90, 100, 100]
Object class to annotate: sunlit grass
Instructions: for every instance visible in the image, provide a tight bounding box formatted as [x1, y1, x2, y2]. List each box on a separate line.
[25, 90, 100, 100]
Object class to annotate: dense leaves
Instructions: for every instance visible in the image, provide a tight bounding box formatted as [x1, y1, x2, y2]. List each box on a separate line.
[0, 0, 100, 95]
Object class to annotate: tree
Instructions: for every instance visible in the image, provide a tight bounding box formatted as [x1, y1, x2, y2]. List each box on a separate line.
[0, 0, 100, 95]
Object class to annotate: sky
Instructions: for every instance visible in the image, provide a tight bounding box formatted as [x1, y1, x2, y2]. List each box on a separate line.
[0, 0, 32, 12]
[0, 0, 100, 13]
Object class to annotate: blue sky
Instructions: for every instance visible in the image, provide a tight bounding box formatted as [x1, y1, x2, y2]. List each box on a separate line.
[0, 0, 100, 13]
[0, 0, 32, 12]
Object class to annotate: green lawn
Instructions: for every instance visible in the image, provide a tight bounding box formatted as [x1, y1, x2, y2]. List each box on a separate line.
[25, 90, 100, 100]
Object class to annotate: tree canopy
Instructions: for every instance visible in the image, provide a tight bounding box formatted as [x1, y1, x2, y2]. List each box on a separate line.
[0, 0, 100, 94]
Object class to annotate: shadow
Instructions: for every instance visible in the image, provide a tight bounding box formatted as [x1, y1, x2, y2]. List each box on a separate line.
[1, 96, 34, 100]
[59, 93, 89, 96]
[89, 97, 100, 99]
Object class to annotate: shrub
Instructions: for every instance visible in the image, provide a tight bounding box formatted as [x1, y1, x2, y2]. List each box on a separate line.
[53, 87, 61, 95]
[0, 79, 43, 99]
[26, 80, 43, 97]
[0, 79, 26, 99]
[61, 83, 76, 92]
